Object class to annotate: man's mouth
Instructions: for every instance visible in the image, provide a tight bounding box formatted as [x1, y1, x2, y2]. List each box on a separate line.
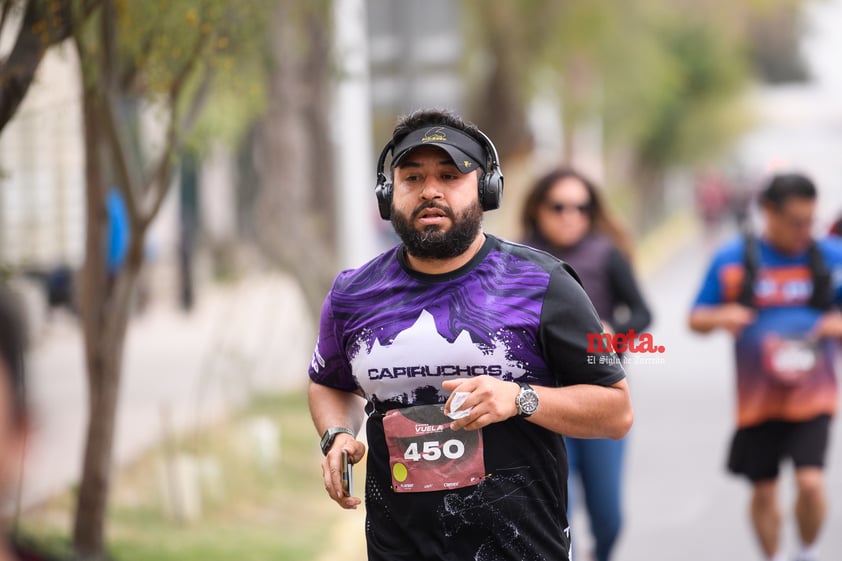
[415, 205, 450, 225]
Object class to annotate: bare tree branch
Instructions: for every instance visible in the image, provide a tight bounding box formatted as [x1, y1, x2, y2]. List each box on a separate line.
[99, 88, 142, 225]
[139, 31, 211, 232]
[179, 61, 214, 133]
[0, 0, 102, 131]
[168, 27, 209, 103]
[139, 102, 178, 233]
[94, 0, 138, 227]
[119, 34, 152, 92]
[0, 0, 13, 41]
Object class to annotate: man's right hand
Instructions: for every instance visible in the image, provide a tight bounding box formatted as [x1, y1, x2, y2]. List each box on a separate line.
[321, 433, 366, 510]
[689, 302, 756, 335]
[716, 303, 756, 335]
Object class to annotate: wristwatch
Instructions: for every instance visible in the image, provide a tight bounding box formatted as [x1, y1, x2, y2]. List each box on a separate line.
[320, 427, 354, 455]
[515, 381, 539, 417]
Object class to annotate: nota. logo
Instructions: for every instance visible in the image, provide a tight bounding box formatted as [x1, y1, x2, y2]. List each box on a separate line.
[586, 329, 665, 354]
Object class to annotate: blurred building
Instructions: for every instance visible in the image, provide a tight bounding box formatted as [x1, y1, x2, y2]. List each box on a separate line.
[366, 0, 464, 138]
[0, 44, 238, 323]
[0, 44, 85, 272]
[1, 0, 467, 313]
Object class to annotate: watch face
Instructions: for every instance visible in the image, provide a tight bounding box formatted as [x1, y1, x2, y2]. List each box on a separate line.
[518, 389, 539, 415]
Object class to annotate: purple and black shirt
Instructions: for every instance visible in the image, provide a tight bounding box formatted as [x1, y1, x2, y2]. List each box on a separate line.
[309, 234, 624, 561]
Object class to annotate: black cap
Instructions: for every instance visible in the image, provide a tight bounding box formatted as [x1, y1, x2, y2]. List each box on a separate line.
[391, 126, 486, 174]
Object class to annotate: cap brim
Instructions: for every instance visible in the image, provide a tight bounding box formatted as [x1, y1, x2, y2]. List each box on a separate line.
[390, 125, 486, 174]
[393, 143, 481, 174]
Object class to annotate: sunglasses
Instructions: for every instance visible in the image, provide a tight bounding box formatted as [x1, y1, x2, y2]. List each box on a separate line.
[545, 202, 592, 215]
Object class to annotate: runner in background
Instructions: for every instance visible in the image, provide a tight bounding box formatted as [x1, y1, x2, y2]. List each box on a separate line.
[695, 169, 732, 239]
[689, 173, 842, 561]
[521, 167, 652, 561]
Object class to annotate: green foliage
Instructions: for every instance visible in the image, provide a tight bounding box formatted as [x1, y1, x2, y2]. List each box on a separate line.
[183, 43, 267, 153]
[617, 14, 751, 167]
[464, 0, 807, 171]
[140, 1, 271, 151]
[184, 0, 335, 153]
[10, 530, 75, 561]
[71, 0, 274, 155]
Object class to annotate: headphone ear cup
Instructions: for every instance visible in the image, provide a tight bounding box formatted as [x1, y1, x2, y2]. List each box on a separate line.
[374, 141, 394, 221]
[375, 179, 393, 220]
[480, 169, 504, 211]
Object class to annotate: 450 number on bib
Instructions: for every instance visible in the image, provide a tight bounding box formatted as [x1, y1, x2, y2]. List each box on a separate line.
[383, 404, 485, 493]
[403, 439, 465, 462]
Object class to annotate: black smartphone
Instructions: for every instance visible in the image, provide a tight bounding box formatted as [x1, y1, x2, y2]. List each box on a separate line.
[341, 449, 353, 497]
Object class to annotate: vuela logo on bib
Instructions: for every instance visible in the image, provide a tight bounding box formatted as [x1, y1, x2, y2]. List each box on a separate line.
[415, 424, 446, 434]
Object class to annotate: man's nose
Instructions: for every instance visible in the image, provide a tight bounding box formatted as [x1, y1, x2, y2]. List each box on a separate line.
[420, 178, 444, 200]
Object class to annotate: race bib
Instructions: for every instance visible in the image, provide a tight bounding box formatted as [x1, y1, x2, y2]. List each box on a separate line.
[383, 404, 485, 493]
[761, 334, 819, 386]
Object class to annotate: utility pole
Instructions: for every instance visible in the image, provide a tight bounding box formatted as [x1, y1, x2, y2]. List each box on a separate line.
[333, 0, 379, 270]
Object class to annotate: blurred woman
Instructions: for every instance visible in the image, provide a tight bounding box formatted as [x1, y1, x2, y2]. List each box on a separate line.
[521, 167, 651, 561]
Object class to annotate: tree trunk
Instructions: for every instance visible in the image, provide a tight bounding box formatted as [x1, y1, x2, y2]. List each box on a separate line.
[71, 73, 141, 561]
[303, 6, 335, 245]
[630, 161, 666, 235]
[475, 42, 532, 163]
[67, 0, 204, 554]
[473, 3, 533, 164]
[253, 0, 336, 316]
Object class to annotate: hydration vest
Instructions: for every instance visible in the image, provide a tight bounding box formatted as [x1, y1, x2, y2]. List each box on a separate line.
[737, 234, 833, 311]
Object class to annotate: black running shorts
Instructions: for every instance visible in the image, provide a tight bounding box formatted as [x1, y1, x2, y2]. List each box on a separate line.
[727, 414, 832, 482]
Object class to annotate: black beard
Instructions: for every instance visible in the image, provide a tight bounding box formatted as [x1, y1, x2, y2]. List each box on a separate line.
[391, 200, 483, 260]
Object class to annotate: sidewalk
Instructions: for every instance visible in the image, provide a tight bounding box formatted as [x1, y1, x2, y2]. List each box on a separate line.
[20, 271, 315, 508]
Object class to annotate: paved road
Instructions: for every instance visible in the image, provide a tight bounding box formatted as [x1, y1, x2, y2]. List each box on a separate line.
[608, 226, 842, 561]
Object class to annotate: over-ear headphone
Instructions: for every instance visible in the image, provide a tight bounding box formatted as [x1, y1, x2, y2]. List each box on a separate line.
[375, 140, 396, 221]
[476, 129, 504, 213]
[374, 128, 504, 220]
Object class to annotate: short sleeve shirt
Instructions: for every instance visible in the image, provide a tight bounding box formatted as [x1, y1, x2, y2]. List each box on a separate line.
[309, 234, 624, 561]
[692, 235, 842, 428]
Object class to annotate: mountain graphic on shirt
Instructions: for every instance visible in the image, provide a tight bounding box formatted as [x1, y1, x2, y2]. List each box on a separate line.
[351, 309, 526, 405]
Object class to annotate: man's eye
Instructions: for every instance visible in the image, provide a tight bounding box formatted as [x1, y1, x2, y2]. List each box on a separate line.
[442, 174, 458, 180]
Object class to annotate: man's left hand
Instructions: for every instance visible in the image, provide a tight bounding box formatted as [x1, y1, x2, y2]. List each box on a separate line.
[812, 310, 842, 339]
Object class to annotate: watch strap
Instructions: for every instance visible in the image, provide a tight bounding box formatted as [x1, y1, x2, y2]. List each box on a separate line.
[320, 426, 354, 455]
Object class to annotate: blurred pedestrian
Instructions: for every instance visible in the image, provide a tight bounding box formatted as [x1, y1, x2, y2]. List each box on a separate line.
[730, 183, 754, 233]
[0, 286, 60, 560]
[521, 167, 652, 561]
[307, 108, 633, 561]
[828, 213, 842, 238]
[695, 169, 731, 237]
[688, 173, 842, 561]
